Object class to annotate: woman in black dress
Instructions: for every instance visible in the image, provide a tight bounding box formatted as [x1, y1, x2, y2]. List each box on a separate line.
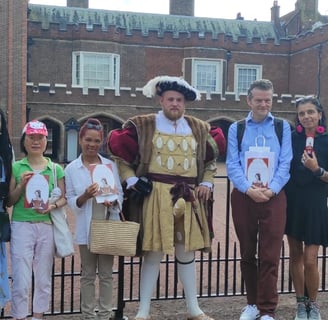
[285, 96, 328, 320]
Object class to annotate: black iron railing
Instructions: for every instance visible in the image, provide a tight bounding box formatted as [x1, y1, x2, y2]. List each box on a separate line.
[1, 175, 327, 318]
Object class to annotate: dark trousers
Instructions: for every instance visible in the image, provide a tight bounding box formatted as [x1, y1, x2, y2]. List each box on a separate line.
[231, 188, 286, 317]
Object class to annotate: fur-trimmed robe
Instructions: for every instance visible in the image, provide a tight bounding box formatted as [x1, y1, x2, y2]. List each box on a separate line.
[108, 114, 225, 254]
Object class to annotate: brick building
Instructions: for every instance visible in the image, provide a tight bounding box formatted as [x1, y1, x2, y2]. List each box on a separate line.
[1, 0, 328, 161]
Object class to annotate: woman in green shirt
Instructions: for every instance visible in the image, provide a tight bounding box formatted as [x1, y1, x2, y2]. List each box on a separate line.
[8, 120, 66, 320]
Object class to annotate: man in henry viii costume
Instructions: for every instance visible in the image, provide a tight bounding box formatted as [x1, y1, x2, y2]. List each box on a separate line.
[108, 75, 226, 320]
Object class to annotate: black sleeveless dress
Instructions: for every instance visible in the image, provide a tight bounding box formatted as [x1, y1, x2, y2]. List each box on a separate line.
[285, 131, 328, 246]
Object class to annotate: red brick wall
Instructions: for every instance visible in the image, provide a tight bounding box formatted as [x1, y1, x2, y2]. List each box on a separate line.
[3, 2, 328, 159]
[0, 0, 28, 152]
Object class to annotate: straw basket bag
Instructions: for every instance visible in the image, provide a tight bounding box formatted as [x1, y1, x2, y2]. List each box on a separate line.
[89, 210, 139, 257]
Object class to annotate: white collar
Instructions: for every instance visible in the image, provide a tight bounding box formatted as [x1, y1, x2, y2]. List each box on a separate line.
[156, 111, 191, 135]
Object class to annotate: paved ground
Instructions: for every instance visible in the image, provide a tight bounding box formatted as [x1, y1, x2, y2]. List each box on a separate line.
[46, 292, 328, 319]
[30, 164, 328, 320]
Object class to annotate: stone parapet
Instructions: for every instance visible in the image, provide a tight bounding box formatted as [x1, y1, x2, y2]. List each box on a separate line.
[26, 82, 303, 124]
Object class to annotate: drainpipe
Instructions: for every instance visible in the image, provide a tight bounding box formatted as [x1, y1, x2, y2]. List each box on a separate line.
[317, 44, 322, 98]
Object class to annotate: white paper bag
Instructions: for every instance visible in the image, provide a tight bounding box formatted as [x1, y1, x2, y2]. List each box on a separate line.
[245, 145, 275, 188]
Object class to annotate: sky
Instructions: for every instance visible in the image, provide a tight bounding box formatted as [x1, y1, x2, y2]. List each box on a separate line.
[28, 0, 328, 22]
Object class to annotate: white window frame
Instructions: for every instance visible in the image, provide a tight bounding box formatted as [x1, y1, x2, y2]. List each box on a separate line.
[72, 51, 120, 90]
[234, 64, 262, 99]
[191, 59, 223, 94]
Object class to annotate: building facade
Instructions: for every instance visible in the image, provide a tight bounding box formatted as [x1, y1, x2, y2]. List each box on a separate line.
[1, 0, 328, 161]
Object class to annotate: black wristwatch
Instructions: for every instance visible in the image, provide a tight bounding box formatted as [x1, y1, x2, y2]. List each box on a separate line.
[313, 167, 325, 178]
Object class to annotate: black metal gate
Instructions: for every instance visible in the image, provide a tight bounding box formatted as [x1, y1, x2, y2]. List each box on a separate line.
[1, 175, 327, 318]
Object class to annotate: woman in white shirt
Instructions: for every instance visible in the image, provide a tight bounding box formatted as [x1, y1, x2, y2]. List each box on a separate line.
[65, 118, 123, 320]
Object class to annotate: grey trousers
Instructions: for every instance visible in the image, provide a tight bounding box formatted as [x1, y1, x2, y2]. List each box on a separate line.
[79, 245, 114, 320]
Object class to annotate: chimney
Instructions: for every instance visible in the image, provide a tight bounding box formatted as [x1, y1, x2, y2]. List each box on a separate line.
[271, 1, 280, 23]
[67, 0, 89, 9]
[169, 0, 194, 16]
[296, 0, 319, 30]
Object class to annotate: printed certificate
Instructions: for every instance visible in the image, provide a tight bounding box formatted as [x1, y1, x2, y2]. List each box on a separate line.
[89, 163, 119, 203]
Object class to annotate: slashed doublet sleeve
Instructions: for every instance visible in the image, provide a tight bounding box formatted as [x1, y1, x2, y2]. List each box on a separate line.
[107, 126, 139, 182]
[206, 126, 226, 161]
[108, 126, 138, 164]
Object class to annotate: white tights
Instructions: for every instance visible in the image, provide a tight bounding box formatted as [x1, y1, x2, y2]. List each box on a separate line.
[135, 244, 203, 318]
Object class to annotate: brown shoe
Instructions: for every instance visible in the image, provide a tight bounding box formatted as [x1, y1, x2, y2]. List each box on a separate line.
[187, 314, 214, 320]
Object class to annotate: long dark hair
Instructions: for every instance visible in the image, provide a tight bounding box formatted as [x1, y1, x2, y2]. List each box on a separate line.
[0, 109, 13, 208]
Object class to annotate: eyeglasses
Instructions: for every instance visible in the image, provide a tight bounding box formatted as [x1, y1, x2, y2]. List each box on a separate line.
[85, 122, 102, 131]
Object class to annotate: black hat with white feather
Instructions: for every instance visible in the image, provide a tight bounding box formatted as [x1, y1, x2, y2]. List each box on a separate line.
[142, 76, 201, 101]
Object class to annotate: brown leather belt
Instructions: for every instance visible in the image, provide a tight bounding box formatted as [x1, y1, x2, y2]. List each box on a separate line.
[148, 173, 196, 185]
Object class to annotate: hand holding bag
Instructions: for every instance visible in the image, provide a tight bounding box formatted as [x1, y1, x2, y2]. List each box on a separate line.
[50, 163, 74, 258]
[89, 207, 140, 257]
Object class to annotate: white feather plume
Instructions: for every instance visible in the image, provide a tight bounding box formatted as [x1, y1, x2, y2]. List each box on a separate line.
[142, 75, 201, 101]
[142, 76, 163, 98]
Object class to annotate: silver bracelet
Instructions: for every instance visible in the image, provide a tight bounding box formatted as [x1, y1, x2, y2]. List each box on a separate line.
[313, 167, 325, 178]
